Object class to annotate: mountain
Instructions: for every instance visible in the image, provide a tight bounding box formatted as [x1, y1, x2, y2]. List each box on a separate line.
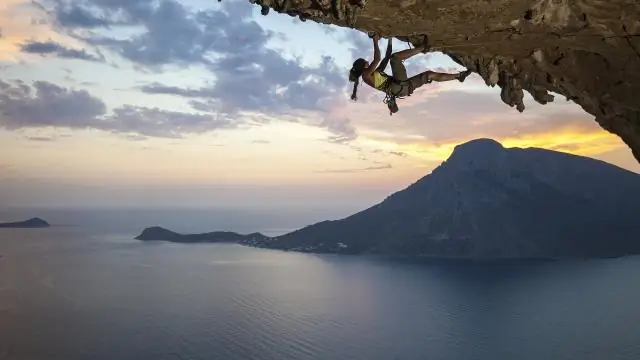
[135, 226, 268, 243]
[0, 217, 50, 228]
[248, 139, 640, 259]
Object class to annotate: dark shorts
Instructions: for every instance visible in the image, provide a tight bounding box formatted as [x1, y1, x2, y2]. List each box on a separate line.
[387, 55, 431, 97]
[390, 55, 408, 82]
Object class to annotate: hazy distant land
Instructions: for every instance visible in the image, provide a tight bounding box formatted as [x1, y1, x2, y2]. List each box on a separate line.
[0, 217, 50, 228]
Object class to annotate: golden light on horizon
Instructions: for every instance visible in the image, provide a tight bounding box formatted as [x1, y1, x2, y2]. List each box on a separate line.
[360, 124, 629, 165]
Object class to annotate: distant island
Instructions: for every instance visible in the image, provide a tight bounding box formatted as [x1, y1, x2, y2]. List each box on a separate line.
[0, 217, 50, 228]
[135, 226, 268, 243]
[135, 138, 640, 259]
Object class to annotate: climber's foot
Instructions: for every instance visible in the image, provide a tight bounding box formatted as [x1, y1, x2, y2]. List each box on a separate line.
[458, 69, 472, 82]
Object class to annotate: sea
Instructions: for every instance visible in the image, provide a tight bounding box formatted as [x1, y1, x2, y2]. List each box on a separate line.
[1, 207, 639, 360]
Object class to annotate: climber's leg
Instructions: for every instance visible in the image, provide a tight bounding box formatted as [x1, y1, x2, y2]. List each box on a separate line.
[390, 55, 408, 81]
[405, 71, 433, 92]
[388, 47, 422, 62]
[388, 35, 429, 62]
[426, 71, 459, 82]
[409, 69, 473, 84]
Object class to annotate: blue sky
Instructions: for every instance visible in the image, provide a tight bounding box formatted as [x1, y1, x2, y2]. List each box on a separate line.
[1, 0, 638, 210]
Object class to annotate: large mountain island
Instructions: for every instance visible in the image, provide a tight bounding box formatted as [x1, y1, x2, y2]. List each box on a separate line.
[245, 139, 640, 259]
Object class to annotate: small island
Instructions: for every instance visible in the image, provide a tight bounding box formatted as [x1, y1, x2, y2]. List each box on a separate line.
[0, 217, 50, 228]
[135, 226, 268, 244]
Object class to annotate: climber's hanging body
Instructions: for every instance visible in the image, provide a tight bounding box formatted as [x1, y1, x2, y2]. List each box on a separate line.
[349, 33, 472, 114]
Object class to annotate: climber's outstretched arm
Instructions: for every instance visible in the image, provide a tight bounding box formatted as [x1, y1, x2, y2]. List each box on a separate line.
[363, 34, 381, 76]
[377, 38, 393, 72]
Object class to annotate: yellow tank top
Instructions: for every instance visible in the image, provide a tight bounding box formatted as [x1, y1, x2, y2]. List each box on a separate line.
[373, 71, 388, 89]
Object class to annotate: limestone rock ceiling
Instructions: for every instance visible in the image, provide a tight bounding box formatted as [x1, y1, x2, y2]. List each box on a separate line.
[243, 0, 640, 163]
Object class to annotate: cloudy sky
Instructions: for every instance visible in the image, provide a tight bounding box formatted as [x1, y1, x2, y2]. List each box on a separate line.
[1, 0, 638, 211]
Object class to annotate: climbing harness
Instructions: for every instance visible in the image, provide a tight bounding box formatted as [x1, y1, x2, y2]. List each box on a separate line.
[380, 77, 420, 116]
[383, 92, 399, 115]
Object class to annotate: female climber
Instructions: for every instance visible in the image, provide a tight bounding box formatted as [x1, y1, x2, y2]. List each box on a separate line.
[348, 33, 472, 114]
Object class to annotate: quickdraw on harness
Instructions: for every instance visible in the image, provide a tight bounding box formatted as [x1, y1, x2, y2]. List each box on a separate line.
[380, 76, 415, 116]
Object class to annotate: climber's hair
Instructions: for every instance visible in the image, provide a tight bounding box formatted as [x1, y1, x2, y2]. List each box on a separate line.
[349, 58, 367, 101]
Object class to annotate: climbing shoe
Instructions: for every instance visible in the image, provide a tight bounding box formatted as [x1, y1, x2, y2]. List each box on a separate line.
[458, 69, 472, 82]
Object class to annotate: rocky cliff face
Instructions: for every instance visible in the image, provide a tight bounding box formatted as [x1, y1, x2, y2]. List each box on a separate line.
[243, 0, 640, 162]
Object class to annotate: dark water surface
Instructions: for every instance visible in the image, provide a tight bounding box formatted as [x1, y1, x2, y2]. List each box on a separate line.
[1, 210, 640, 360]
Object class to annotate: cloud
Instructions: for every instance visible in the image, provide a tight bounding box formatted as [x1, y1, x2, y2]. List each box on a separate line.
[389, 151, 408, 157]
[320, 116, 358, 144]
[57, 0, 268, 70]
[0, 0, 73, 61]
[48, 0, 158, 28]
[401, 92, 591, 146]
[43, 0, 354, 141]
[338, 78, 590, 144]
[139, 82, 217, 98]
[252, 139, 270, 144]
[26, 136, 56, 141]
[20, 40, 104, 62]
[319, 66, 626, 163]
[0, 80, 107, 129]
[137, 53, 346, 118]
[104, 105, 236, 138]
[316, 163, 393, 173]
[121, 134, 148, 141]
[83, 1, 217, 67]
[364, 110, 624, 163]
[52, 3, 120, 28]
[0, 80, 240, 138]
[339, 28, 370, 61]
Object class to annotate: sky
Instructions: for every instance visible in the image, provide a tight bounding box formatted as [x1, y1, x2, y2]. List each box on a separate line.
[1, 0, 639, 212]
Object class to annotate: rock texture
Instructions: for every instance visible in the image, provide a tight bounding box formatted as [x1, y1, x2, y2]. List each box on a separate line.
[248, 138, 640, 259]
[242, 0, 640, 162]
[0, 218, 50, 228]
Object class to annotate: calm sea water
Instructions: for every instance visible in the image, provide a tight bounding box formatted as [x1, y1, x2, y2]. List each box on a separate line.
[1, 209, 640, 360]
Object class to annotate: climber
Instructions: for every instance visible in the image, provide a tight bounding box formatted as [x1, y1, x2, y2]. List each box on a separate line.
[348, 33, 472, 114]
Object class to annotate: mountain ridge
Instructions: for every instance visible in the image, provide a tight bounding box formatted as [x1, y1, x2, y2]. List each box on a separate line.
[134, 138, 640, 259]
[246, 139, 640, 258]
